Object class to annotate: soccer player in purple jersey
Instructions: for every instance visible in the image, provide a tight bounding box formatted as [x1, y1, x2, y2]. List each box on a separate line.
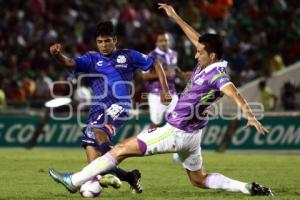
[49, 21, 171, 193]
[143, 31, 191, 129]
[143, 31, 179, 129]
[49, 5, 274, 196]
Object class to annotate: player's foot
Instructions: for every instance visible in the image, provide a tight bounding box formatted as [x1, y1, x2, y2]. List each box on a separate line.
[48, 168, 78, 193]
[128, 169, 143, 193]
[247, 182, 274, 196]
[100, 174, 122, 189]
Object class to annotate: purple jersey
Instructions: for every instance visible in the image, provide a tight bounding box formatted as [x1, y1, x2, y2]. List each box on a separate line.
[166, 61, 231, 132]
[145, 48, 177, 94]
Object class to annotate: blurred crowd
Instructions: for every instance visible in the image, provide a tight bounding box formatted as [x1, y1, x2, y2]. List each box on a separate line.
[0, 0, 300, 110]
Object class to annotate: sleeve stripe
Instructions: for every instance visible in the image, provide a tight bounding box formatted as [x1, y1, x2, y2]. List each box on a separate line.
[210, 73, 228, 84]
[220, 82, 233, 91]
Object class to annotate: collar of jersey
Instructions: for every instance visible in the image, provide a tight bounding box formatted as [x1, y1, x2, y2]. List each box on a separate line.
[99, 49, 120, 60]
[203, 60, 228, 73]
[154, 47, 172, 55]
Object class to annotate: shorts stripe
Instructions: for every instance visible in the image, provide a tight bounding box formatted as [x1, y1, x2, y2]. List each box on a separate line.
[146, 127, 175, 146]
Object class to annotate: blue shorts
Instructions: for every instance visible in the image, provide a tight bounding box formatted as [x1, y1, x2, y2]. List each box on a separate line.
[81, 104, 129, 148]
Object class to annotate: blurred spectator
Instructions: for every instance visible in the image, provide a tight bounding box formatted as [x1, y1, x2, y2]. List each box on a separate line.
[34, 70, 52, 100]
[0, 0, 299, 110]
[281, 81, 297, 110]
[258, 80, 277, 111]
[0, 89, 6, 109]
[5, 80, 27, 106]
[199, 0, 233, 20]
[22, 76, 36, 99]
[269, 53, 285, 73]
[0, 75, 7, 109]
[52, 75, 71, 97]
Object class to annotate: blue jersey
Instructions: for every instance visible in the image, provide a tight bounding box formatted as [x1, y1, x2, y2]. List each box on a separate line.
[73, 49, 154, 130]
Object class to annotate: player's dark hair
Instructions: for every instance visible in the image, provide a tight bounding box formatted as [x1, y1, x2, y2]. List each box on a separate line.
[95, 21, 116, 37]
[198, 33, 223, 59]
[156, 30, 168, 36]
[155, 30, 168, 40]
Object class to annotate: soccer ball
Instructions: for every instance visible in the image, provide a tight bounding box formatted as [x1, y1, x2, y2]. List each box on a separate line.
[80, 178, 103, 198]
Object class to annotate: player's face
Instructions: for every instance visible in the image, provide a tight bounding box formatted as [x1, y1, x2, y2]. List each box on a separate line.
[195, 43, 213, 68]
[156, 34, 170, 52]
[96, 35, 117, 55]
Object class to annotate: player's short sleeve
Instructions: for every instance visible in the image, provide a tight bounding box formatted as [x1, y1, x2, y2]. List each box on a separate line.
[73, 53, 93, 73]
[128, 50, 154, 71]
[211, 72, 232, 91]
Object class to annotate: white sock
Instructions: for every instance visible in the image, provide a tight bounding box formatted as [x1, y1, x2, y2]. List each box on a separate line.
[204, 173, 250, 194]
[72, 153, 117, 187]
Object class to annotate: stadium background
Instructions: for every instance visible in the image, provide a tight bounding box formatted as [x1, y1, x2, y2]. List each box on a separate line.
[0, 0, 300, 199]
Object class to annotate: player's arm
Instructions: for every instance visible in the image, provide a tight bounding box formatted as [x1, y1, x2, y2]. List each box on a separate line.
[142, 68, 175, 81]
[142, 69, 159, 81]
[221, 83, 269, 134]
[175, 66, 192, 79]
[159, 3, 200, 48]
[49, 43, 76, 69]
[153, 60, 172, 105]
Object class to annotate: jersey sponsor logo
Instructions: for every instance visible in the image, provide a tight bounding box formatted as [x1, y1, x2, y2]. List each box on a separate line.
[96, 60, 103, 66]
[115, 55, 128, 68]
[116, 55, 126, 64]
[115, 64, 128, 68]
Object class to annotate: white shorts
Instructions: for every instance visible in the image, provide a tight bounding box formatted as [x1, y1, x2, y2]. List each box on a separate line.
[137, 123, 203, 171]
[148, 93, 178, 125]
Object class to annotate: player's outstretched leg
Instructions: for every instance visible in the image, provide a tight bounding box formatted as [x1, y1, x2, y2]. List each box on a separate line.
[49, 137, 143, 191]
[85, 128, 143, 193]
[48, 168, 78, 193]
[187, 170, 274, 196]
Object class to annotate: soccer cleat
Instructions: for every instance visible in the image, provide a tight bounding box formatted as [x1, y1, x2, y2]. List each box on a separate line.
[48, 168, 78, 193]
[99, 174, 122, 189]
[248, 182, 274, 196]
[128, 169, 143, 193]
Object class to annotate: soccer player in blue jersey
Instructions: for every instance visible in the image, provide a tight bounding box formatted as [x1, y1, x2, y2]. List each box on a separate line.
[49, 21, 171, 193]
[49, 5, 273, 196]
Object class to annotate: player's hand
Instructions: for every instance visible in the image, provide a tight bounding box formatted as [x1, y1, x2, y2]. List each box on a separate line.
[158, 3, 177, 19]
[244, 118, 269, 134]
[49, 43, 62, 55]
[160, 92, 172, 105]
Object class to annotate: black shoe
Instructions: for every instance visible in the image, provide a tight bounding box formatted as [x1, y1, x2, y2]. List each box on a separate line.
[128, 169, 142, 193]
[249, 182, 274, 196]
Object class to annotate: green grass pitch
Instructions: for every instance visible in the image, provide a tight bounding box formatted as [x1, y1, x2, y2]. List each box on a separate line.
[0, 149, 299, 200]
